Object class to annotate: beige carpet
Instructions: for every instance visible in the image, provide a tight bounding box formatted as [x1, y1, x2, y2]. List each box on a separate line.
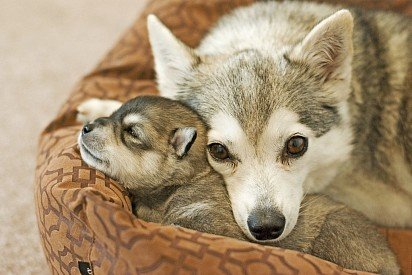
[0, 1, 147, 273]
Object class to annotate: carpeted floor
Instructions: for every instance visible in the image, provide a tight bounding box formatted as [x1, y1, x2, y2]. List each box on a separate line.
[0, 1, 147, 273]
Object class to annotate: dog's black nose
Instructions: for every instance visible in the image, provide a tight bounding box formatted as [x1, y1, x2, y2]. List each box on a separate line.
[82, 123, 95, 135]
[247, 208, 285, 241]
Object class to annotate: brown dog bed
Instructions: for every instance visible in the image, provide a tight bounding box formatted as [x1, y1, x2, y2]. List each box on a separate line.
[35, 0, 412, 274]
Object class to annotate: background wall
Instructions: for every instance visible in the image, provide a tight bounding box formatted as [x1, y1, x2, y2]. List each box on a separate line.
[0, 1, 147, 273]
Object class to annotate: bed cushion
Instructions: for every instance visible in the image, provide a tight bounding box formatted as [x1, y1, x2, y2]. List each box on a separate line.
[35, 0, 412, 274]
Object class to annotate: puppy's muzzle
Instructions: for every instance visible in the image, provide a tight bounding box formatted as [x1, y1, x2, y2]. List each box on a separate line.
[247, 208, 285, 241]
[82, 124, 95, 135]
[82, 117, 110, 136]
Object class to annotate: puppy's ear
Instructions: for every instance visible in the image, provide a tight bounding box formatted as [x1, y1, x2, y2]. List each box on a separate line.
[288, 10, 353, 102]
[147, 15, 198, 99]
[171, 127, 197, 158]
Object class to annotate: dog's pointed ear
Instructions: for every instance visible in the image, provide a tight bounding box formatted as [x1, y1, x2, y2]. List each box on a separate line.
[147, 15, 198, 99]
[171, 127, 197, 158]
[289, 10, 353, 100]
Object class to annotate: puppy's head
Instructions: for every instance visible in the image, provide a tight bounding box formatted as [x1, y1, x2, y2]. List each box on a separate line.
[78, 96, 208, 190]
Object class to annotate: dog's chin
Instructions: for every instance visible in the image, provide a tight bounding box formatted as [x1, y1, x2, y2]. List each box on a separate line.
[78, 140, 109, 170]
[247, 233, 287, 244]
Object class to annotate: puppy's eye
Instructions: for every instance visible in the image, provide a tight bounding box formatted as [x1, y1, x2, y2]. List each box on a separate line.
[208, 143, 230, 160]
[285, 136, 308, 157]
[125, 127, 139, 138]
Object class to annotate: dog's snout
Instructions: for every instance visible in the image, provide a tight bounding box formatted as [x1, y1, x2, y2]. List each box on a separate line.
[82, 118, 111, 135]
[94, 117, 110, 126]
[247, 208, 285, 241]
[82, 123, 95, 135]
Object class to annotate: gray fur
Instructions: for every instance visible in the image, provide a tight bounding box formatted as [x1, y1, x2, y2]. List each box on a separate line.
[78, 96, 399, 274]
[180, 49, 341, 139]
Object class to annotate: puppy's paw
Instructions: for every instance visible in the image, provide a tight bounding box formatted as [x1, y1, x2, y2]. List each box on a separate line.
[76, 98, 122, 124]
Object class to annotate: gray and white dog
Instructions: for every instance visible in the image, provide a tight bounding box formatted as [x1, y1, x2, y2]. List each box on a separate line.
[145, 1, 412, 242]
[80, 1, 411, 244]
[77, 96, 398, 274]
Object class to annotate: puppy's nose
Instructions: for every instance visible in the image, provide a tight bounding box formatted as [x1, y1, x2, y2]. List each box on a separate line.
[247, 208, 285, 241]
[82, 123, 95, 135]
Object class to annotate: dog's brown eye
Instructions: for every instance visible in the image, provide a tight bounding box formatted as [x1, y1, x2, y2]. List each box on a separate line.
[286, 136, 308, 157]
[208, 143, 230, 160]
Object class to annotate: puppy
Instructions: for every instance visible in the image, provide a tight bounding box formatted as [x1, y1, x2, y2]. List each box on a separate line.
[77, 96, 399, 274]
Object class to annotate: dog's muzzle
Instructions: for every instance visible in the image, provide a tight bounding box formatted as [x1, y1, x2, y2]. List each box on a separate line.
[82, 123, 95, 135]
[82, 117, 111, 136]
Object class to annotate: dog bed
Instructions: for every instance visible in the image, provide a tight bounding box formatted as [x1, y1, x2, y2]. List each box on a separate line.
[35, 0, 412, 274]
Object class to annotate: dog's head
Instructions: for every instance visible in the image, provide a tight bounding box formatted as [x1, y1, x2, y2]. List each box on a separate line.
[78, 96, 208, 190]
[147, 10, 354, 242]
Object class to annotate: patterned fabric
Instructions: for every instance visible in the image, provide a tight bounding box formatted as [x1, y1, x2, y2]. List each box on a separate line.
[34, 0, 412, 274]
